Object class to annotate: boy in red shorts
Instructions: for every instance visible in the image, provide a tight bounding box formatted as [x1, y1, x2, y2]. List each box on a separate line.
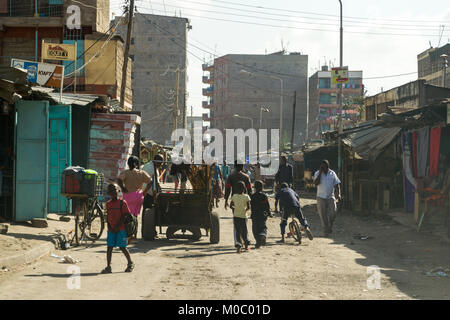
[101, 184, 134, 274]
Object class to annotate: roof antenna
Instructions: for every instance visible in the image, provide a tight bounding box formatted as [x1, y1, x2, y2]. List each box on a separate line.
[437, 25, 445, 48]
[429, 41, 433, 49]
[163, 0, 167, 15]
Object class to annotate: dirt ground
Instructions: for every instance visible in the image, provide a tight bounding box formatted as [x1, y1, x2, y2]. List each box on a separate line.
[0, 193, 449, 300]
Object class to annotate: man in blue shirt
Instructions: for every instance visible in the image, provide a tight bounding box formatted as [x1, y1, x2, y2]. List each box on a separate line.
[314, 160, 341, 237]
[275, 183, 313, 243]
[274, 155, 294, 213]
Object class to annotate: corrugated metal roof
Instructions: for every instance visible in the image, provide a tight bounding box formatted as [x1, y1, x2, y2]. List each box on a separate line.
[342, 125, 401, 161]
[30, 87, 100, 106]
[46, 93, 99, 106]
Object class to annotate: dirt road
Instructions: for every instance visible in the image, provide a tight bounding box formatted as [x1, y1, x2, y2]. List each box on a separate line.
[0, 195, 449, 300]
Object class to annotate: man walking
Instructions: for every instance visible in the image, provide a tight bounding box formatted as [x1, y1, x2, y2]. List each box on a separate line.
[314, 160, 341, 237]
[274, 155, 294, 213]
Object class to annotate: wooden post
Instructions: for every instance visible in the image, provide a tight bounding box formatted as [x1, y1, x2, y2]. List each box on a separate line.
[120, 0, 135, 110]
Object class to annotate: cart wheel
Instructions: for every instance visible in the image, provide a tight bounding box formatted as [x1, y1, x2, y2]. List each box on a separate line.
[142, 208, 156, 241]
[209, 211, 220, 244]
[166, 226, 176, 240]
[190, 228, 202, 241]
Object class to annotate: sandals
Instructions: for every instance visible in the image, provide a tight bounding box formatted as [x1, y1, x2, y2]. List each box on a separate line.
[101, 266, 112, 274]
[125, 262, 135, 272]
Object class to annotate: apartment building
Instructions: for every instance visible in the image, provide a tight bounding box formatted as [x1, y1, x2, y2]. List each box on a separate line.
[202, 51, 308, 149]
[308, 66, 363, 138]
[113, 13, 191, 144]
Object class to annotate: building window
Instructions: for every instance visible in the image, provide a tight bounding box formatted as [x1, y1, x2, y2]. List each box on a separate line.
[148, 37, 152, 41]
[129, 55, 134, 61]
[319, 93, 331, 104]
[319, 78, 331, 89]
[131, 38, 135, 45]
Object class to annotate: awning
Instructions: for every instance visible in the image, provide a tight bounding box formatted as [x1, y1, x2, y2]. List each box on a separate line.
[342, 125, 401, 161]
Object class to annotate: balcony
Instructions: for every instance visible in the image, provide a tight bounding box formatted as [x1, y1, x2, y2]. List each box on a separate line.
[202, 63, 214, 72]
[202, 100, 213, 109]
[202, 85, 214, 97]
[202, 75, 214, 84]
[202, 113, 211, 121]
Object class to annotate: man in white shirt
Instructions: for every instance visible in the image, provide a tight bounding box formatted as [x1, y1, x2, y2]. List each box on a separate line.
[314, 160, 341, 237]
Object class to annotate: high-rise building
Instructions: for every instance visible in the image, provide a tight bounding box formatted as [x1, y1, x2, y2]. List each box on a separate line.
[113, 13, 191, 145]
[418, 43, 450, 88]
[202, 51, 308, 149]
[308, 66, 363, 138]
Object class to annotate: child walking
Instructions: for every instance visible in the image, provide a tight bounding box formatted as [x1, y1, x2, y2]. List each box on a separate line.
[230, 181, 251, 253]
[250, 180, 272, 248]
[101, 183, 134, 274]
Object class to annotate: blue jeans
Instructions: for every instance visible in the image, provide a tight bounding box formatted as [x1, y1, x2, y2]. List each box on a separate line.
[280, 206, 309, 235]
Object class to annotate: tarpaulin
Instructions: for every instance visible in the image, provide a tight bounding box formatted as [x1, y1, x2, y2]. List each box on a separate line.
[429, 127, 442, 177]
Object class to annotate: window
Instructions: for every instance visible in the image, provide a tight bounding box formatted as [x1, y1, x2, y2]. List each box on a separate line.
[318, 78, 331, 89]
[131, 38, 135, 45]
[319, 93, 331, 104]
[129, 55, 134, 61]
[148, 37, 152, 41]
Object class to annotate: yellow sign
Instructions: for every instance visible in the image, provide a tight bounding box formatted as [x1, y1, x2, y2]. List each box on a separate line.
[42, 43, 76, 61]
[332, 67, 349, 84]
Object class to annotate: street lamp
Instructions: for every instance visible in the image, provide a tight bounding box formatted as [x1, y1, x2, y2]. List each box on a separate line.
[441, 54, 448, 88]
[259, 107, 270, 129]
[240, 69, 284, 151]
[234, 113, 254, 129]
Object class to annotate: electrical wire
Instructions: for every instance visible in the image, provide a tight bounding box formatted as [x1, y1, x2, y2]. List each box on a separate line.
[147, 0, 450, 32]
[138, 5, 450, 37]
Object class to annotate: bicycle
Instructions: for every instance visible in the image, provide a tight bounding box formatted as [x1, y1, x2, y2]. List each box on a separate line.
[64, 194, 105, 246]
[286, 210, 302, 244]
[63, 173, 107, 246]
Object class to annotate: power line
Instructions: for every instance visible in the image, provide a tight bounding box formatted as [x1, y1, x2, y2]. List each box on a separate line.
[199, 0, 450, 24]
[364, 71, 418, 80]
[148, 0, 450, 31]
[137, 5, 450, 37]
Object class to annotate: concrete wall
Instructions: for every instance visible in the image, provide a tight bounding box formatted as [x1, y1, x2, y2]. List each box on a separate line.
[205, 52, 308, 148]
[113, 13, 189, 144]
[364, 80, 450, 120]
[418, 43, 450, 89]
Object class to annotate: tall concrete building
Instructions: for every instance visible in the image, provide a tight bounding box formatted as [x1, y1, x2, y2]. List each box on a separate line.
[202, 51, 308, 149]
[113, 13, 191, 144]
[308, 66, 363, 138]
[418, 43, 450, 88]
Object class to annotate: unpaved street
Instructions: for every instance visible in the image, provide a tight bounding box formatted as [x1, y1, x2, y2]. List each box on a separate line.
[1, 195, 450, 300]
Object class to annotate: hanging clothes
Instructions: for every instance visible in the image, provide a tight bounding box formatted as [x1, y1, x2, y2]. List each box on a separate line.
[412, 131, 419, 178]
[429, 127, 442, 177]
[402, 132, 416, 213]
[417, 126, 429, 178]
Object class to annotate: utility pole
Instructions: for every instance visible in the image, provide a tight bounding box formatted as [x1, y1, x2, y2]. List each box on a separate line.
[173, 67, 180, 137]
[338, 0, 344, 179]
[290, 91, 297, 152]
[120, 0, 135, 110]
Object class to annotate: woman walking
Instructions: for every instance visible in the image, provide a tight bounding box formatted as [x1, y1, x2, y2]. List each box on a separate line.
[118, 156, 152, 240]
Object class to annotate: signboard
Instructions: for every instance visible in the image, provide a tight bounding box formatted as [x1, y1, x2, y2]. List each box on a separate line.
[11, 59, 64, 88]
[332, 67, 349, 84]
[42, 43, 76, 61]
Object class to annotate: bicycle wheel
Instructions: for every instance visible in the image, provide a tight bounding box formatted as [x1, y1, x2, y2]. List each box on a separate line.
[289, 220, 302, 244]
[75, 200, 88, 245]
[82, 200, 105, 241]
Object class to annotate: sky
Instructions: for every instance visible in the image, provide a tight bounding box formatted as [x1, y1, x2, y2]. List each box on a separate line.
[110, 0, 450, 117]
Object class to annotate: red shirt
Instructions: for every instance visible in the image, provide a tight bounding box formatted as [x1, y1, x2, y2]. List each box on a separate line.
[106, 199, 131, 231]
